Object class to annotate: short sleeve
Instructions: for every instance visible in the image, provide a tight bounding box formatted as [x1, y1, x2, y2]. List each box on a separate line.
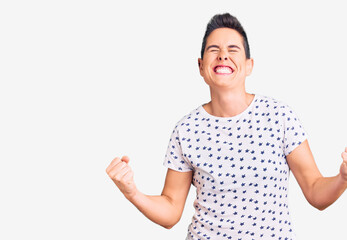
[282, 104, 308, 156]
[163, 125, 193, 172]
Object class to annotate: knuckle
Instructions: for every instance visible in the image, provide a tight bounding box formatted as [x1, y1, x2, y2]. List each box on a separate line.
[114, 175, 122, 182]
[114, 172, 125, 182]
[127, 173, 134, 182]
[107, 169, 114, 177]
[113, 157, 121, 164]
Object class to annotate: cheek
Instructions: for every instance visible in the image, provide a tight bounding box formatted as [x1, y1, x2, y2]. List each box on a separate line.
[233, 57, 247, 71]
[201, 67, 213, 80]
[201, 62, 213, 74]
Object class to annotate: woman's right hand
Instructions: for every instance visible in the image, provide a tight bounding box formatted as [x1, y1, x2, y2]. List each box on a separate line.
[106, 156, 137, 199]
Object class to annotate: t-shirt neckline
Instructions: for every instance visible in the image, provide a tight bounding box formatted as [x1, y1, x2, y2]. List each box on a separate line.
[199, 93, 258, 122]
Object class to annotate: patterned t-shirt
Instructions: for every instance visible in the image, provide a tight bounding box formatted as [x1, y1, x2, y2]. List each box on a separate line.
[163, 93, 308, 240]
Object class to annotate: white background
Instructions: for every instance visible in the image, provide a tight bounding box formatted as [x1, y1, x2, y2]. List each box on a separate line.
[1, 0, 346, 239]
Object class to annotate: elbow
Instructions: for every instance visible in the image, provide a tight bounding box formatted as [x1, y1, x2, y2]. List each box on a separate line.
[315, 204, 329, 211]
[308, 198, 329, 211]
[162, 222, 176, 229]
[305, 191, 329, 211]
[164, 225, 173, 230]
[161, 217, 181, 229]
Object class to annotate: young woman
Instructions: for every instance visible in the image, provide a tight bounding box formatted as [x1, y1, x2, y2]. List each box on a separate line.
[106, 13, 347, 240]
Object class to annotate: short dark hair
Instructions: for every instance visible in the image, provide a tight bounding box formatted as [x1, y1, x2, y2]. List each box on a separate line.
[200, 13, 251, 59]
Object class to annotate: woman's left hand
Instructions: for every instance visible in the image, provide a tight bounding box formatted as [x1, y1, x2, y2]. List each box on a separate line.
[340, 147, 347, 181]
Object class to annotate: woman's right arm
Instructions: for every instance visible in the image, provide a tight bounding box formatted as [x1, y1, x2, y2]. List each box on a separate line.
[106, 156, 193, 229]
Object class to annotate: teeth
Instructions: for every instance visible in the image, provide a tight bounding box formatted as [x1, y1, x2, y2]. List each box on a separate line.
[215, 67, 232, 74]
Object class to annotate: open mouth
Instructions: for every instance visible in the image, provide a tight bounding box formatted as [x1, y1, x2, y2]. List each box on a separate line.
[213, 65, 234, 74]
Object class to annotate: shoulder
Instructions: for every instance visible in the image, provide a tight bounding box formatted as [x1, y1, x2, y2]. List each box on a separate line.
[255, 93, 288, 108]
[171, 105, 201, 133]
[255, 93, 294, 113]
[255, 94, 304, 130]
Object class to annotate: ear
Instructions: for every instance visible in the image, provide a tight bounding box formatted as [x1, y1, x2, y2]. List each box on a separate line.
[198, 58, 204, 77]
[245, 58, 254, 76]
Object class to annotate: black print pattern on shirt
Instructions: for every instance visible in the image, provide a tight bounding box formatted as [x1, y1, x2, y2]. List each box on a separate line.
[163, 94, 307, 240]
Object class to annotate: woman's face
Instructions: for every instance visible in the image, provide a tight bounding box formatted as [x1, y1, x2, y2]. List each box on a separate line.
[198, 28, 254, 90]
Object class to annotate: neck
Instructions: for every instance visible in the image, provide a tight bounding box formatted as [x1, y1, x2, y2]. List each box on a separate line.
[204, 88, 254, 118]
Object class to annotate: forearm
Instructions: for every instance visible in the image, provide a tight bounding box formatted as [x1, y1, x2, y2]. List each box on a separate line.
[310, 173, 347, 210]
[125, 189, 180, 229]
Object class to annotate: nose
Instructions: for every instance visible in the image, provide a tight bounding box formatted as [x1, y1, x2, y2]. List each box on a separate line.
[218, 50, 228, 61]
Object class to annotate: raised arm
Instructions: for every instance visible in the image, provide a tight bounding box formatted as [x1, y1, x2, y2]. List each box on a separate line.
[106, 156, 193, 229]
[286, 140, 347, 210]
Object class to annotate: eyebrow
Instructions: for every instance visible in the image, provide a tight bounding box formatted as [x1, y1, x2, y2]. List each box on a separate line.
[206, 44, 241, 51]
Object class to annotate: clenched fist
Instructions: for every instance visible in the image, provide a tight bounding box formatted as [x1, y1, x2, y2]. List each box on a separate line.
[340, 147, 347, 182]
[106, 156, 137, 199]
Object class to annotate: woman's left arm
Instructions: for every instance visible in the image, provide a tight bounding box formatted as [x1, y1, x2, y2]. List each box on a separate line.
[286, 140, 347, 210]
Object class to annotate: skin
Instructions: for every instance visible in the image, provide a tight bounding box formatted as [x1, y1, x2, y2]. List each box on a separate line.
[198, 28, 255, 118]
[106, 27, 347, 229]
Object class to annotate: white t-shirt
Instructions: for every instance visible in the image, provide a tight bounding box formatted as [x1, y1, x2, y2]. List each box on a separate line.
[163, 93, 308, 240]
